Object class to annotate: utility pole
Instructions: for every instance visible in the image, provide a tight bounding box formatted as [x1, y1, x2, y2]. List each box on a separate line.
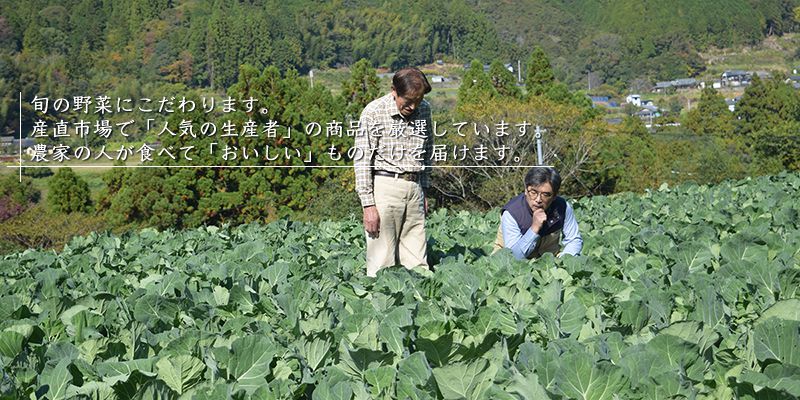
[518, 60, 521, 82]
[588, 71, 591, 91]
[535, 125, 544, 165]
[309, 69, 314, 88]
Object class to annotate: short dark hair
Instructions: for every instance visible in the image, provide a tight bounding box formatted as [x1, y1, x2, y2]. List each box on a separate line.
[392, 67, 431, 97]
[525, 167, 561, 193]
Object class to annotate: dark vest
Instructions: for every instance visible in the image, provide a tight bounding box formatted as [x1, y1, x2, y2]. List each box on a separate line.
[501, 194, 567, 258]
[502, 194, 567, 235]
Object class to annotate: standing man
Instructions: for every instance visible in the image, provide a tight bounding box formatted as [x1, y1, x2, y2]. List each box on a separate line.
[494, 167, 583, 260]
[354, 67, 433, 277]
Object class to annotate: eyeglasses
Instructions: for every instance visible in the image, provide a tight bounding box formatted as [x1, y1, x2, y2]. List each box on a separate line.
[526, 188, 553, 200]
[396, 95, 423, 111]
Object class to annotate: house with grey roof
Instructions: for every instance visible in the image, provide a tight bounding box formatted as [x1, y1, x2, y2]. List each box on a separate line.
[635, 104, 661, 123]
[653, 81, 673, 93]
[653, 78, 699, 93]
[1, 137, 35, 154]
[721, 70, 749, 87]
[672, 78, 698, 89]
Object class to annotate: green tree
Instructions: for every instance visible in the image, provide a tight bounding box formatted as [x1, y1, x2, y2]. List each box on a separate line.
[736, 75, 800, 136]
[525, 46, 555, 97]
[22, 22, 45, 54]
[457, 60, 496, 111]
[341, 58, 380, 117]
[487, 60, 520, 99]
[48, 167, 92, 213]
[734, 75, 800, 171]
[684, 87, 735, 136]
[129, 0, 171, 33]
[207, 3, 238, 90]
[69, 0, 106, 51]
[271, 37, 302, 73]
[236, 7, 273, 72]
[619, 115, 649, 138]
[591, 128, 660, 194]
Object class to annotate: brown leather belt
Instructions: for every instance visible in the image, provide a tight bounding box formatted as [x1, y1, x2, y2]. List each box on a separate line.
[374, 170, 419, 181]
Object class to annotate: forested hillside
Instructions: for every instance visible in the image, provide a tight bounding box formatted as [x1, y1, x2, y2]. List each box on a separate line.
[0, 0, 795, 113]
[480, 0, 798, 84]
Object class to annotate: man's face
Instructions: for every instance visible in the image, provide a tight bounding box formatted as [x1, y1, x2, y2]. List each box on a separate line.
[391, 89, 424, 118]
[525, 182, 555, 211]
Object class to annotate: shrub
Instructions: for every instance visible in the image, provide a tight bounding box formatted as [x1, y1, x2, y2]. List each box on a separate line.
[47, 167, 92, 213]
[0, 174, 40, 222]
[21, 167, 54, 178]
[301, 174, 360, 222]
[0, 205, 107, 254]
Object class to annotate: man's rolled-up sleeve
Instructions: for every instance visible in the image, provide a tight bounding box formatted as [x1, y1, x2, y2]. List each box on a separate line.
[355, 113, 376, 207]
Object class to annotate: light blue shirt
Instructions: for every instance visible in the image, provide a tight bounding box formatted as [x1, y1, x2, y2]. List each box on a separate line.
[501, 200, 583, 260]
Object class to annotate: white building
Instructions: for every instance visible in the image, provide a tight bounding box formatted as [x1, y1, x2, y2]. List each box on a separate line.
[625, 94, 642, 107]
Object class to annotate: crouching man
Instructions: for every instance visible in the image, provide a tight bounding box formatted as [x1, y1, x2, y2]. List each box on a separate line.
[493, 167, 583, 259]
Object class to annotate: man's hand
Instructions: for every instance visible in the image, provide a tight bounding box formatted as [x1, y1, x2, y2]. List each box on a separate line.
[531, 207, 547, 234]
[363, 205, 380, 238]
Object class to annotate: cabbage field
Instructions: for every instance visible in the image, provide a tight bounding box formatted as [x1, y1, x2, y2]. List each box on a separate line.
[1, 173, 799, 399]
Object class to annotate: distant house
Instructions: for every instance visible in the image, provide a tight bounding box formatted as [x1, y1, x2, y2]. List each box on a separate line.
[712, 81, 723, 89]
[672, 78, 699, 90]
[626, 94, 642, 107]
[635, 104, 661, 122]
[24, 141, 51, 158]
[2, 137, 35, 154]
[0, 136, 12, 151]
[589, 95, 616, 109]
[430, 75, 448, 83]
[641, 99, 655, 107]
[721, 70, 748, 87]
[636, 109, 659, 119]
[465, 63, 515, 73]
[753, 71, 770, 80]
[653, 81, 673, 93]
[653, 78, 698, 92]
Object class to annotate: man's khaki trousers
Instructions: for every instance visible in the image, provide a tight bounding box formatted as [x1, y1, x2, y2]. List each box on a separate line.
[366, 175, 429, 277]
